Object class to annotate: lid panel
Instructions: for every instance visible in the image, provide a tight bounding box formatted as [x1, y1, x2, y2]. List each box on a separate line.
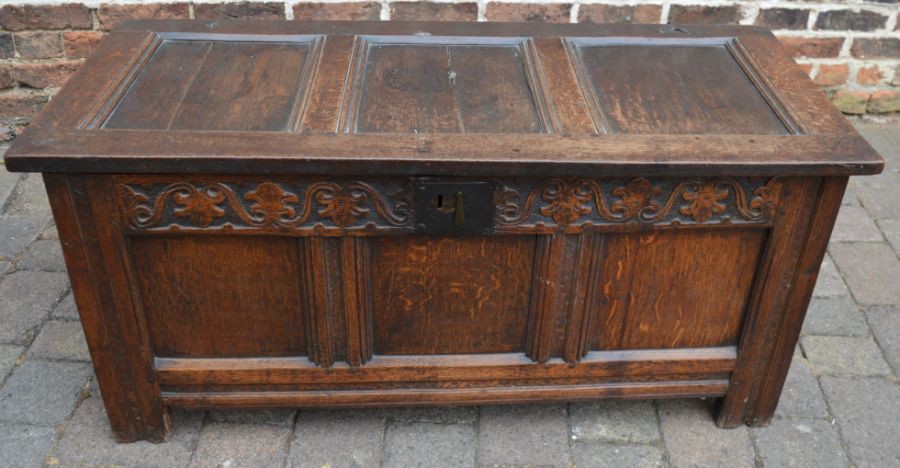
[350, 38, 547, 134]
[104, 38, 316, 131]
[570, 40, 790, 135]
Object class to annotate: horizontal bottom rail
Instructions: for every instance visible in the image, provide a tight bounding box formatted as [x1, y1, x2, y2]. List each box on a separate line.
[162, 379, 730, 408]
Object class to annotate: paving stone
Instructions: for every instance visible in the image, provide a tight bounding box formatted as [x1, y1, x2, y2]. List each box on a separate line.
[570, 400, 660, 444]
[3, 173, 52, 217]
[51, 291, 79, 321]
[659, 399, 755, 468]
[0, 215, 47, 260]
[39, 224, 58, 240]
[821, 377, 900, 467]
[0, 261, 9, 274]
[386, 405, 478, 424]
[190, 421, 292, 468]
[813, 254, 850, 298]
[27, 320, 90, 361]
[288, 408, 385, 468]
[382, 422, 475, 468]
[571, 441, 664, 468]
[866, 305, 900, 373]
[54, 395, 202, 467]
[0, 359, 91, 424]
[776, 356, 829, 419]
[753, 418, 848, 468]
[829, 242, 900, 304]
[801, 336, 891, 376]
[877, 218, 900, 254]
[0, 271, 68, 344]
[0, 344, 22, 382]
[801, 296, 869, 337]
[0, 422, 57, 467]
[841, 179, 861, 206]
[855, 172, 900, 220]
[0, 164, 20, 210]
[479, 404, 570, 466]
[207, 408, 297, 426]
[830, 205, 883, 242]
[17, 239, 65, 272]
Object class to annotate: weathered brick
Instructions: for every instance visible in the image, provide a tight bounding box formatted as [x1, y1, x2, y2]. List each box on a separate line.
[0, 4, 91, 31]
[0, 66, 14, 90]
[856, 65, 884, 85]
[97, 3, 190, 31]
[814, 64, 849, 86]
[486, 3, 571, 23]
[194, 2, 285, 20]
[777, 36, 844, 58]
[796, 63, 814, 78]
[578, 5, 661, 24]
[63, 31, 104, 59]
[13, 61, 81, 89]
[830, 90, 869, 114]
[391, 2, 477, 21]
[0, 33, 13, 59]
[0, 90, 50, 120]
[668, 5, 741, 24]
[850, 38, 900, 59]
[867, 90, 900, 113]
[14, 32, 64, 59]
[815, 9, 887, 32]
[755, 8, 809, 30]
[293, 2, 381, 21]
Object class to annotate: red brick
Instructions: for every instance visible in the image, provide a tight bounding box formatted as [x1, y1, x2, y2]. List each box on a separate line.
[390, 2, 477, 21]
[754, 8, 809, 30]
[0, 90, 50, 120]
[194, 2, 285, 20]
[796, 63, 814, 78]
[14, 32, 65, 59]
[815, 9, 887, 32]
[850, 38, 900, 59]
[867, 90, 900, 113]
[293, 2, 381, 21]
[578, 5, 661, 24]
[777, 36, 844, 58]
[486, 3, 571, 23]
[668, 5, 741, 24]
[63, 31, 105, 59]
[856, 65, 884, 86]
[0, 4, 92, 31]
[814, 64, 849, 86]
[830, 90, 869, 114]
[0, 66, 15, 90]
[13, 61, 82, 89]
[97, 3, 190, 31]
[0, 33, 13, 59]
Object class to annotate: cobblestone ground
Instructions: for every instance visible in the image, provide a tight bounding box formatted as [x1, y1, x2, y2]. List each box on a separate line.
[0, 125, 898, 467]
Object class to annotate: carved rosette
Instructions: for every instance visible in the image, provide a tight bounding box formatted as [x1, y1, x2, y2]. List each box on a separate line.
[116, 180, 413, 232]
[496, 177, 782, 230]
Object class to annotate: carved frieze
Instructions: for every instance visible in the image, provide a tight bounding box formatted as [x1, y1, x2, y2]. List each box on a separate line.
[495, 177, 781, 231]
[116, 179, 413, 233]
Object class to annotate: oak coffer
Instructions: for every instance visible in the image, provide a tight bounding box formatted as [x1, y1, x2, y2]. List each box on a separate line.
[3, 20, 883, 442]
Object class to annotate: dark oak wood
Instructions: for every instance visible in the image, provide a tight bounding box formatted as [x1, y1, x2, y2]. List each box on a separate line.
[5, 20, 884, 442]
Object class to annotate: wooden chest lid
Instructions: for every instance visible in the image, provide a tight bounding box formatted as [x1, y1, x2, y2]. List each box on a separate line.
[4, 20, 883, 177]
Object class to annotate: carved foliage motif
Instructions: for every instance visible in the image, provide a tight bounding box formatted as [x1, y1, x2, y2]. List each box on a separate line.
[117, 180, 412, 231]
[496, 177, 781, 229]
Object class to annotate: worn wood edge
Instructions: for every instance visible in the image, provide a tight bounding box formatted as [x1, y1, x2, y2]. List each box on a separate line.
[155, 347, 736, 386]
[745, 176, 848, 425]
[160, 379, 729, 408]
[4, 130, 883, 176]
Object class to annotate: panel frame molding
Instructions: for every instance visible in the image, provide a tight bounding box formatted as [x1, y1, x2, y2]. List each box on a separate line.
[339, 34, 559, 134]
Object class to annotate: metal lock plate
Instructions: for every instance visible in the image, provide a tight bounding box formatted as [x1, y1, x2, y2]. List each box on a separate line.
[414, 181, 494, 235]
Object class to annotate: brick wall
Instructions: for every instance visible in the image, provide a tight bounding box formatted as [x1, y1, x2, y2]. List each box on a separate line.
[0, 0, 897, 139]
